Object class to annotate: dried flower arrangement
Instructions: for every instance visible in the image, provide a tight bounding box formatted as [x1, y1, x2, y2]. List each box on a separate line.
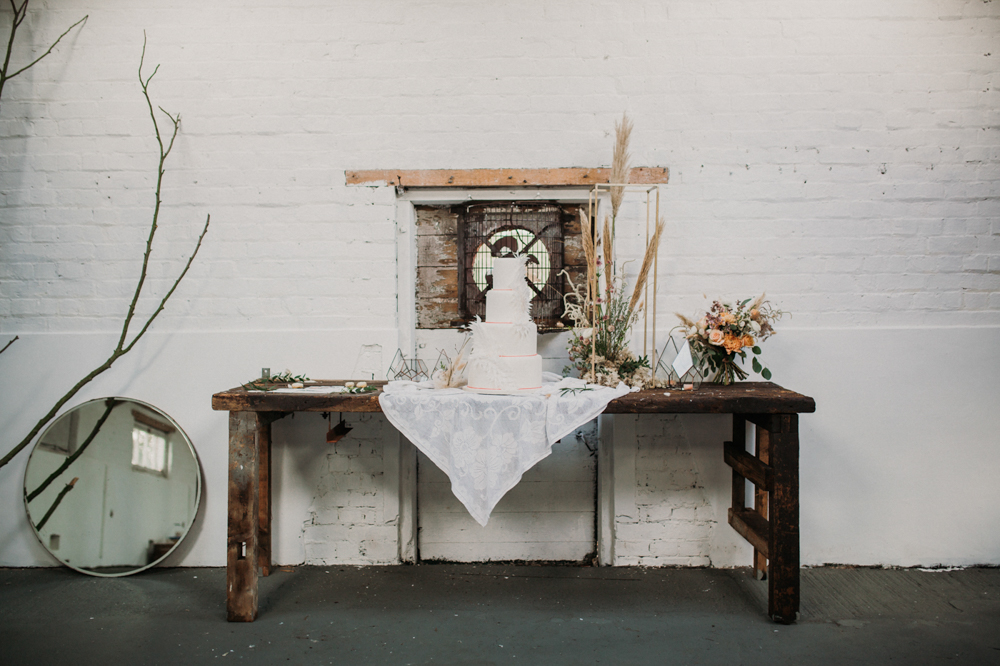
[561, 113, 665, 389]
[675, 295, 785, 384]
[432, 336, 471, 389]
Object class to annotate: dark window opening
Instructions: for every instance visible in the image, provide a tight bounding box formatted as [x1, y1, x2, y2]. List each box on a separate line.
[415, 202, 585, 330]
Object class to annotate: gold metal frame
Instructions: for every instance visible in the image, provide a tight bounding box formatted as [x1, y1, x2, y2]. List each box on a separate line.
[586, 184, 663, 380]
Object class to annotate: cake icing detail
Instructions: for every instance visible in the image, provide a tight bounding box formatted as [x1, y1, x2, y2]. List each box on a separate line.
[466, 256, 542, 394]
[489, 255, 533, 325]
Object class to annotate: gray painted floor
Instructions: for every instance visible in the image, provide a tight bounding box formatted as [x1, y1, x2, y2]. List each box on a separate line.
[1, 564, 998, 665]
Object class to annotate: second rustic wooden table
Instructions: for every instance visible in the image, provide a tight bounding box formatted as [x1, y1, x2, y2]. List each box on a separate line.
[212, 381, 815, 624]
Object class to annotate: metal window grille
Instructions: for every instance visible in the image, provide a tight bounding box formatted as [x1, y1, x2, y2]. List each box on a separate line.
[458, 202, 564, 327]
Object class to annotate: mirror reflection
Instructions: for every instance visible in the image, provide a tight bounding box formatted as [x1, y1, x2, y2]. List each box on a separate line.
[23, 397, 201, 576]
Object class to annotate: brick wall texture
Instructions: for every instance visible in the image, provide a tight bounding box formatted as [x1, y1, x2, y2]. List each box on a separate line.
[1, 1, 998, 567]
[2, 1, 997, 334]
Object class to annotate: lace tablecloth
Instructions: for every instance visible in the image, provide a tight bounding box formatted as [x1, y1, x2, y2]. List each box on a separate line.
[378, 373, 630, 526]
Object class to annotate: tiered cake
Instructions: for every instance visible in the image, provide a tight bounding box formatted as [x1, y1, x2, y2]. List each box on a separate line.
[465, 256, 543, 394]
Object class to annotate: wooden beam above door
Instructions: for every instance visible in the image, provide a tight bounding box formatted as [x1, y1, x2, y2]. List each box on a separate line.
[346, 167, 669, 188]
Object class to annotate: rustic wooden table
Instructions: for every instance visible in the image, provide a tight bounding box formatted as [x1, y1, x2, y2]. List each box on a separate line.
[212, 381, 815, 624]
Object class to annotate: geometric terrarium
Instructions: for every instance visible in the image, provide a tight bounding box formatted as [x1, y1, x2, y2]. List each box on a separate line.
[655, 329, 705, 389]
[388, 349, 430, 382]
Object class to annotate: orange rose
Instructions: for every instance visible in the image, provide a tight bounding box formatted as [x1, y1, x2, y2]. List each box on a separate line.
[708, 329, 725, 346]
[742, 334, 754, 348]
[723, 334, 743, 353]
[721, 312, 736, 325]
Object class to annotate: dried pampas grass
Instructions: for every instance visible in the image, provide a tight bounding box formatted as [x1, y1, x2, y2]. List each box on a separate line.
[627, 215, 665, 317]
[675, 312, 697, 329]
[603, 214, 614, 296]
[578, 207, 599, 306]
[579, 207, 596, 274]
[610, 112, 633, 221]
[432, 336, 470, 389]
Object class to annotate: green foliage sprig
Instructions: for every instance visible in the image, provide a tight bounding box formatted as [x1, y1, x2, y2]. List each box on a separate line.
[241, 370, 311, 391]
[270, 370, 309, 383]
[616, 355, 650, 378]
[559, 386, 595, 397]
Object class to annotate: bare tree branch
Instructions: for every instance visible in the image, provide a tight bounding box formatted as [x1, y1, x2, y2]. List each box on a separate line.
[34, 477, 78, 531]
[0, 1, 87, 113]
[0, 38, 211, 470]
[25, 398, 119, 503]
[122, 214, 209, 356]
[118, 31, 177, 353]
[0, 335, 18, 355]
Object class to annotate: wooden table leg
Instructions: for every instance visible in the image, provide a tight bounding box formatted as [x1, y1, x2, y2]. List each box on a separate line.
[257, 414, 271, 576]
[767, 413, 800, 624]
[730, 414, 747, 525]
[228, 411, 260, 622]
[726, 413, 800, 624]
[754, 424, 770, 580]
[258, 414, 273, 578]
[256, 412, 288, 578]
[726, 414, 770, 564]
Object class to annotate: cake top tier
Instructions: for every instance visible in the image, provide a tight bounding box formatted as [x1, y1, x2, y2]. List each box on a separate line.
[491, 256, 528, 290]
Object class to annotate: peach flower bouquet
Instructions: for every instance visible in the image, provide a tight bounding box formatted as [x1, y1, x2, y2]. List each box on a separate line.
[676, 295, 785, 385]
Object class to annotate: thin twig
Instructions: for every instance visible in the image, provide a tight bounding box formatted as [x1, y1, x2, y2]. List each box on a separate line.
[0, 39, 210, 470]
[0, 335, 18, 355]
[34, 477, 78, 531]
[119, 32, 173, 353]
[5, 13, 87, 80]
[0, 1, 87, 113]
[121, 213, 209, 356]
[25, 398, 118, 503]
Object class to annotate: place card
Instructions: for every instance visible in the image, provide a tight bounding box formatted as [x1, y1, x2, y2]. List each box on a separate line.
[270, 386, 348, 394]
[671, 339, 694, 379]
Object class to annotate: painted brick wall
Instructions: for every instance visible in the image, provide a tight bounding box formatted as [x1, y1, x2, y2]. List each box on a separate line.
[2, 0, 996, 336]
[299, 414, 398, 565]
[616, 416, 717, 567]
[267, 411, 402, 566]
[1, 1, 998, 569]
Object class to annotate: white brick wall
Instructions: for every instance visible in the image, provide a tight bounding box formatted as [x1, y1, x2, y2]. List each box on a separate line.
[1, 1, 998, 569]
[267, 410, 403, 566]
[2, 1, 997, 334]
[619, 416, 716, 567]
[299, 414, 398, 565]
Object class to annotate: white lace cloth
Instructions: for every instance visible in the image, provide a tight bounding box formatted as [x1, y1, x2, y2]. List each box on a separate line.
[378, 372, 630, 526]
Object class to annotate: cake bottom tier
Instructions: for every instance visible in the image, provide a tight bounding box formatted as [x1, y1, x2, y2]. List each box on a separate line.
[466, 354, 543, 394]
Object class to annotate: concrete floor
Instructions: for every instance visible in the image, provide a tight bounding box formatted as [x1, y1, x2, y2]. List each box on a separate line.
[1, 564, 998, 665]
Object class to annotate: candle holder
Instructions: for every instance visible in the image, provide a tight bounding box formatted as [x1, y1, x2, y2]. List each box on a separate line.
[388, 349, 430, 382]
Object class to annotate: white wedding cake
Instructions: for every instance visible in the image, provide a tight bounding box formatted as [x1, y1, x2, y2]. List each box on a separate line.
[465, 256, 543, 394]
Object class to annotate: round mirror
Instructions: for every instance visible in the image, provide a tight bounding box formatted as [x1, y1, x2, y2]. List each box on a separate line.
[23, 397, 202, 577]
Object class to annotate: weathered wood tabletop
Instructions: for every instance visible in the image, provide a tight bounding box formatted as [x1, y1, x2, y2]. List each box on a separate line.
[212, 380, 814, 625]
[212, 380, 815, 415]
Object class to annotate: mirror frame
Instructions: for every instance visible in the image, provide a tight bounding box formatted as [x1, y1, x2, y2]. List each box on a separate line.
[23, 397, 203, 577]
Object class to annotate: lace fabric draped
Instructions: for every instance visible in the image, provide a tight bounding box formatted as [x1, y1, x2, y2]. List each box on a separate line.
[379, 373, 629, 525]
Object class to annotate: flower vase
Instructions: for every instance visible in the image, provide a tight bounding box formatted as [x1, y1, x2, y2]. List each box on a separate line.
[710, 353, 749, 385]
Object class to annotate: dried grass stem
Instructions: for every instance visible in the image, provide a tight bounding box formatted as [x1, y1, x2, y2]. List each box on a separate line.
[610, 112, 633, 221]
[627, 216, 665, 317]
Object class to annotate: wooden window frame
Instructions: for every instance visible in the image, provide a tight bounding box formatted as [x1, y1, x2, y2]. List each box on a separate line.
[415, 202, 586, 330]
